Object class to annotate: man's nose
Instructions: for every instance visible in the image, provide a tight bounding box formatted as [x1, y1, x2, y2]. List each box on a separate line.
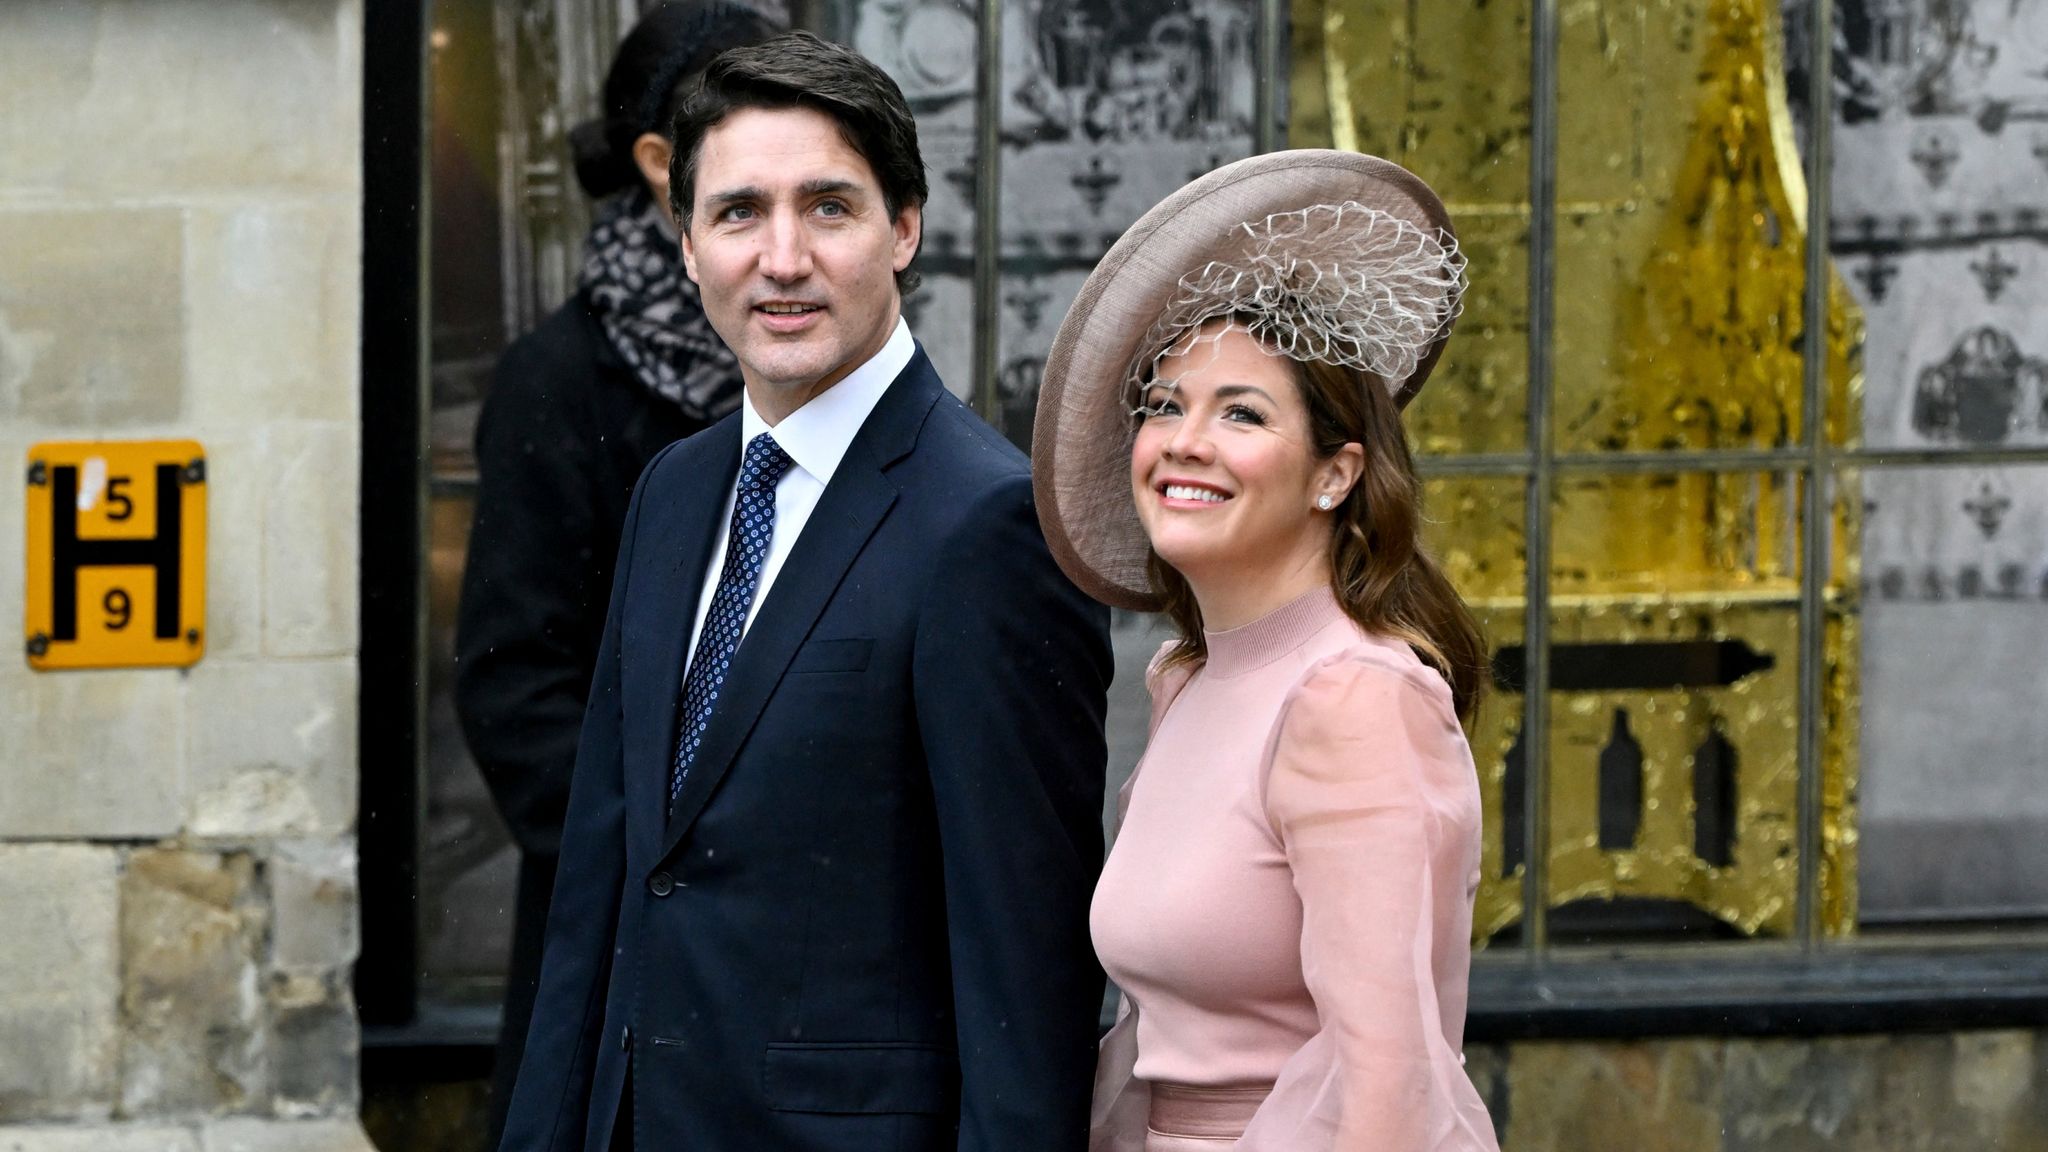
[758, 211, 813, 282]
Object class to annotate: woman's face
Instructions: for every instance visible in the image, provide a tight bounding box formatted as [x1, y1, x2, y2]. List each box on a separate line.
[1130, 324, 1357, 591]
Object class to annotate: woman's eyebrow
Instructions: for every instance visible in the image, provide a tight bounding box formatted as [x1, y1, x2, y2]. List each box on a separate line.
[1213, 384, 1277, 403]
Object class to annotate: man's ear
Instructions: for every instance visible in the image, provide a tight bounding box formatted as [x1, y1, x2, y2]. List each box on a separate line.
[891, 202, 922, 272]
[679, 224, 700, 284]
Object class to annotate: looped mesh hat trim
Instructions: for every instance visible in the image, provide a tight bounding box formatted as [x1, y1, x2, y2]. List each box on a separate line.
[1132, 201, 1466, 398]
[1032, 150, 1463, 613]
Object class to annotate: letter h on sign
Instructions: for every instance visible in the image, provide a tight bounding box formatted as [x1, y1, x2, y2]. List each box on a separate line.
[51, 463, 183, 641]
[25, 441, 206, 671]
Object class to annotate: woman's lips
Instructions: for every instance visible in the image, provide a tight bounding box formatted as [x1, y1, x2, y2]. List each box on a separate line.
[1156, 480, 1231, 508]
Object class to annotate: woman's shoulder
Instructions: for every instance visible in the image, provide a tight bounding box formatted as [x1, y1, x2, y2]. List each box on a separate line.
[1287, 631, 1458, 725]
[1258, 640, 1475, 828]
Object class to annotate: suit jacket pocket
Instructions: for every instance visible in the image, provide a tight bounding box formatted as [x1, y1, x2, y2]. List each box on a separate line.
[762, 1041, 959, 1115]
[786, 637, 873, 674]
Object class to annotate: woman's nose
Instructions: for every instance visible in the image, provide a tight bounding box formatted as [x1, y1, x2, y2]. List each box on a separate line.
[1162, 415, 1212, 462]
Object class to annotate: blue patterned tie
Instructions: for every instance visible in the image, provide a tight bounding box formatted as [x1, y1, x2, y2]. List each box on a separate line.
[670, 432, 795, 817]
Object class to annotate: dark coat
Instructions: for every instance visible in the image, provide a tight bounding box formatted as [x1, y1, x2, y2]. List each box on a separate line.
[498, 349, 1113, 1152]
[454, 289, 710, 1148]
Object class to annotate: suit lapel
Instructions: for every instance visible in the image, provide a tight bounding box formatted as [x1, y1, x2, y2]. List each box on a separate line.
[623, 424, 740, 867]
[655, 352, 943, 867]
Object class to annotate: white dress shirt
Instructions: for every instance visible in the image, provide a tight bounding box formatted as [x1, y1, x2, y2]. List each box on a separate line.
[683, 318, 915, 661]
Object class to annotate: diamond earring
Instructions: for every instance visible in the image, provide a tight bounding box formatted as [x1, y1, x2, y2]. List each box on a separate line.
[1316, 494, 1334, 511]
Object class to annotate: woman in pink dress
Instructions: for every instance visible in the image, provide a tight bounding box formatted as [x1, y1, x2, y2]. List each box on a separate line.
[1033, 150, 1500, 1152]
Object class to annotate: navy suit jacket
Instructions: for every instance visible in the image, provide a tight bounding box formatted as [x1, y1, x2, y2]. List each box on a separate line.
[499, 348, 1113, 1152]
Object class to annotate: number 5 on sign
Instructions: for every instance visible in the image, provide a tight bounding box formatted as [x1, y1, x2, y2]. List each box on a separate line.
[25, 441, 207, 670]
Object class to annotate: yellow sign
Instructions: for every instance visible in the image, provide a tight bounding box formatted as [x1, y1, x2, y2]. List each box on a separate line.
[25, 441, 206, 670]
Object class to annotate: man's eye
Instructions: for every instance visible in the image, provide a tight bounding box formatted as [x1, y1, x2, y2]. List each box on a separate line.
[816, 200, 847, 217]
[721, 205, 755, 222]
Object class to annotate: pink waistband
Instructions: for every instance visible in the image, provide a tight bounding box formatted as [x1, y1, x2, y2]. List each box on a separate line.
[1146, 1082, 1270, 1139]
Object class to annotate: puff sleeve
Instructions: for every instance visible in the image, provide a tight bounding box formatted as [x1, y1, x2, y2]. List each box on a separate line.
[1238, 650, 1499, 1152]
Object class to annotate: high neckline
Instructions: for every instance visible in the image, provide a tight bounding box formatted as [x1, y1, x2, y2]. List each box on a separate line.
[1201, 583, 1346, 677]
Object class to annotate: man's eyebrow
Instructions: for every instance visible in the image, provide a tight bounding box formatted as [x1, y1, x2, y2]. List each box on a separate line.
[703, 185, 765, 210]
[798, 177, 862, 198]
[703, 179, 865, 209]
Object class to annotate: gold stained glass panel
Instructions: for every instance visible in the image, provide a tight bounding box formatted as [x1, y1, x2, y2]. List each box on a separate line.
[1293, 0, 1532, 456]
[1419, 476, 1527, 943]
[1549, 0, 1860, 455]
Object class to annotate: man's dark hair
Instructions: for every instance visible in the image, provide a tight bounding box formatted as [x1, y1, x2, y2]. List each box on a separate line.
[667, 31, 928, 293]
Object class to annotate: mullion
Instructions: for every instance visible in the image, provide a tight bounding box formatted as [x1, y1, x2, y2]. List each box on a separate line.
[1521, 0, 1562, 961]
[1795, 0, 1837, 950]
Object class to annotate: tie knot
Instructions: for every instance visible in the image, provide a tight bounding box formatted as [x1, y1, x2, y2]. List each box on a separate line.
[741, 433, 794, 493]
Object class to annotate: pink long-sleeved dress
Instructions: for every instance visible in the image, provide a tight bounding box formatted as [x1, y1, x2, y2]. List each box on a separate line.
[1090, 585, 1499, 1151]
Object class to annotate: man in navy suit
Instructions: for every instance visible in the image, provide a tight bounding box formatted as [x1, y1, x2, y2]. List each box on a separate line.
[497, 31, 1113, 1152]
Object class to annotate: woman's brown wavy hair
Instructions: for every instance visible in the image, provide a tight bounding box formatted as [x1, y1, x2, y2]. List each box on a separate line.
[1147, 353, 1488, 721]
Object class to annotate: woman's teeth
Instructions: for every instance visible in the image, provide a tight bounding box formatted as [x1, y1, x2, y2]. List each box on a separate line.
[1163, 484, 1226, 503]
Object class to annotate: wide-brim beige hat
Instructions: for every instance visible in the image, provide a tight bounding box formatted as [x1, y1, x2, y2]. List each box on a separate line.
[1032, 149, 1463, 612]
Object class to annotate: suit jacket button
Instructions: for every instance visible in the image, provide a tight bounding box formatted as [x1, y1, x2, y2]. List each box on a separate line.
[649, 872, 674, 897]
[620, 1025, 631, 1051]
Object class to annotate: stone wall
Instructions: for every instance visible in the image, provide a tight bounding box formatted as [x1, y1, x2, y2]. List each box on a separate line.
[1462, 1030, 2048, 1151]
[0, 3, 370, 1149]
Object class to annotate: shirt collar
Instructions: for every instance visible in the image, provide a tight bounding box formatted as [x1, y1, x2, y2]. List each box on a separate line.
[740, 318, 915, 486]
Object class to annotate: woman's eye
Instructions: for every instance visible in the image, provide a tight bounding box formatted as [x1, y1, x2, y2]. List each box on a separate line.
[1224, 403, 1268, 426]
[1140, 397, 1181, 419]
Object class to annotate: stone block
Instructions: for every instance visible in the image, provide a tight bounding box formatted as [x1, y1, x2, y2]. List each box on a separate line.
[1462, 1043, 1510, 1147]
[199, 1119, 375, 1152]
[1503, 1038, 1725, 1152]
[267, 975, 357, 1116]
[0, 209, 184, 429]
[1, 671, 184, 839]
[1949, 1031, 2045, 1146]
[0, 2, 361, 198]
[185, 205, 358, 428]
[0, 845, 120, 1122]
[260, 424, 357, 658]
[0, 436, 24, 643]
[196, 434, 264, 660]
[1721, 1035, 1882, 1151]
[118, 849, 267, 1116]
[186, 659, 354, 838]
[0, 1126, 199, 1152]
[267, 840, 358, 972]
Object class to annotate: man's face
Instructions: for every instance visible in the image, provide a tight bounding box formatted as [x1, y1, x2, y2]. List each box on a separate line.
[680, 104, 920, 422]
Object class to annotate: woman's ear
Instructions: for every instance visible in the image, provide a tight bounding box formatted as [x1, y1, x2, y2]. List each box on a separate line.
[1319, 442, 1366, 506]
[632, 132, 676, 220]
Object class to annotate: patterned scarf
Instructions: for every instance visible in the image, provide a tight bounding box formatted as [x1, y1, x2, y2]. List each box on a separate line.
[579, 187, 744, 421]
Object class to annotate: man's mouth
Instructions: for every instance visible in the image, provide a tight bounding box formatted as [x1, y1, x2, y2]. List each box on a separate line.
[757, 302, 822, 315]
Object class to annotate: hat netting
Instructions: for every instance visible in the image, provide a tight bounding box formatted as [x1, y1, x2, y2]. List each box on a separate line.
[1127, 200, 1467, 406]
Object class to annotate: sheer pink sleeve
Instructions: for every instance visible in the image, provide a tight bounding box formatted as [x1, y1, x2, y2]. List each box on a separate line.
[1090, 642, 1196, 1152]
[1239, 649, 1499, 1152]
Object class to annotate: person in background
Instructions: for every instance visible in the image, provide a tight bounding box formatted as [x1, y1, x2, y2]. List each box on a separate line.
[453, 4, 780, 1145]
[1032, 150, 1500, 1151]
